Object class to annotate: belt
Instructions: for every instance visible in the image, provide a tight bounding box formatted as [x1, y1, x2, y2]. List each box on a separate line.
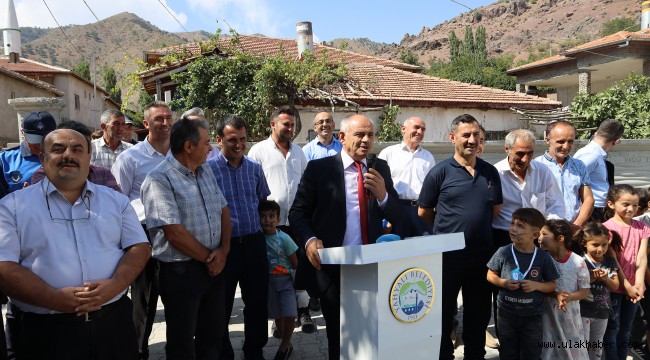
[21, 295, 127, 323]
[398, 199, 419, 207]
[233, 231, 262, 244]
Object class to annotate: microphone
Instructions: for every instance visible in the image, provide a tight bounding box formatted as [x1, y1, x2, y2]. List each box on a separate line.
[366, 153, 377, 198]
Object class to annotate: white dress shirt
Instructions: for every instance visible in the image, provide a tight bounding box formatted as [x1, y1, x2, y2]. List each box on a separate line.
[248, 137, 308, 226]
[90, 137, 132, 168]
[0, 179, 148, 314]
[378, 142, 435, 200]
[111, 137, 169, 222]
[493, 157, 565, 231]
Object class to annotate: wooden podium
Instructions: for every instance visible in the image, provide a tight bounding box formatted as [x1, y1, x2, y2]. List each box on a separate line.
[318, 233, 465, 360]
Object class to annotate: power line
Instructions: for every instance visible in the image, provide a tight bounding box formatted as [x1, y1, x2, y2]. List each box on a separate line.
[157, 0, 189, 33]
[450, 0, 473, 11]
[42, 0, 85, 58]
[81, 0, 128, 55]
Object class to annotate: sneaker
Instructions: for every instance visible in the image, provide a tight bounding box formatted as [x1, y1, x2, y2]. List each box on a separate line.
[308, 297, 320, 312]
[273, 344, 293, 360]
[485, 331, 499, 349]
[271, 320, 281, 339]
[299, 311, 315, 333]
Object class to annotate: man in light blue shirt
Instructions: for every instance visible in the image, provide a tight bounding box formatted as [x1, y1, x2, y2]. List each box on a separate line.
[534, 120, 594, 226]
[302, 112, 342, 160]
[574, 119, 624, 222]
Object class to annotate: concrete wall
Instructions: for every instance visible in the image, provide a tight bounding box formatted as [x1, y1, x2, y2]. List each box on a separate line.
[295, 106, 528, 142]
[53, 75, 118, 132]
[0, 75, 57, 144]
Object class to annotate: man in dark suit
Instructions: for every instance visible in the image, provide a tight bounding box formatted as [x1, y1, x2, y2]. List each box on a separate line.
[289, 113, 402, 360]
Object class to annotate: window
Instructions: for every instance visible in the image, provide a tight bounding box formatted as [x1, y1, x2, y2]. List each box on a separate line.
[10, 92, 15, 99]
[74, 94, 80, 110]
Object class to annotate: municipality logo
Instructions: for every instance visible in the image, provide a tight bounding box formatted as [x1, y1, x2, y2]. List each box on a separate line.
[390, 268, 434, 323]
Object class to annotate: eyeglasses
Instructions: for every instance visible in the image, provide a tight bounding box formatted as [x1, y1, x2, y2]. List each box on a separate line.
[45, 182, 91, 222]
[314, 118, 334, 125]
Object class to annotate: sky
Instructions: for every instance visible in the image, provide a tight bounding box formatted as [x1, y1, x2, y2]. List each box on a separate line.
[10, 0, 495, 44]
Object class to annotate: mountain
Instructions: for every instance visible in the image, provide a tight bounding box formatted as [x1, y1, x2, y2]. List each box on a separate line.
[18, 12, 212, 93]
[331, 0, 641, 66]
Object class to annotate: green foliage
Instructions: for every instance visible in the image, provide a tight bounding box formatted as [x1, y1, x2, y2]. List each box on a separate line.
[377, 105, 401, 142]
[399, 50, 420, 66]
[571, 73, 650, 139]
[601, 17, 640, 37]
[169, 31, 348, 140]
[72, 60, 91, 81]
[101, 65, 122, 104]
[427, 26, 516, 90]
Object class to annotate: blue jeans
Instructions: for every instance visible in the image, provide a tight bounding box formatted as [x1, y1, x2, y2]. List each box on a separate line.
[497, 309, 542, 360]
[604, 292, 639, 360]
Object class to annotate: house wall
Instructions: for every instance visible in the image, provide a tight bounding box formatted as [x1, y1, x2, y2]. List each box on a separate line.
[0, 75, 58, 144]
[555, 78, 619, 107]
[53, 75, 118, 131]
[296, 106, 529, 142]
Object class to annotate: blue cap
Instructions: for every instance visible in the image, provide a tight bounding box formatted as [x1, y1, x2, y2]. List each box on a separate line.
[22, 111, 56, 144]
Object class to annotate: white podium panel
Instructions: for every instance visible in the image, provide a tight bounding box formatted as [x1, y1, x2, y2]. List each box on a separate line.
[319, 233, 465, 360]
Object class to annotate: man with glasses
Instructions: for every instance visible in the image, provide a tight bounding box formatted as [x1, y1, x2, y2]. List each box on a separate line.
[91, 110, 132, 168]
[574, 119, 625, 222]
[302, 112, 342, 161]
[0, 129, 150, 359]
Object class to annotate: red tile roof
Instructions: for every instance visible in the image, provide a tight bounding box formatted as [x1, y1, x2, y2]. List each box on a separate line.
[0, 67, 63, 96]
[146, 34, 422, 71]
[330, 64, 559, 107]
[508, 29, 650, 73]
[142, 35, 559, 109]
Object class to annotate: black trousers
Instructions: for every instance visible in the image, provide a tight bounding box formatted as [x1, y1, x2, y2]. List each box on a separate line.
[0, 304, 6, 360]
[318, 266, 341, 360]
[220, 232, 269, 360]
[131, 226, 159, 358]
[439, 251, 493, 360]
[159, 260, 226, 360]
[394, 201, 432, 238]
[17, 295, 138, 360]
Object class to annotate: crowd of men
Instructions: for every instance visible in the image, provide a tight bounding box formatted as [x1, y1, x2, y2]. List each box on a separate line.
[0, 101, 625, 360]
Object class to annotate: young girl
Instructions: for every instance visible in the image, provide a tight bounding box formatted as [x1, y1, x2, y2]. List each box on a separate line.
[603, 184, 650, 360]
[538, 219, 591, 360]
[578, 223, 620, 360]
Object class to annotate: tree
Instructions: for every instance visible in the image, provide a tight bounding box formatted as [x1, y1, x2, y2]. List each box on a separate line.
[170, 36, 348, 141]
[377, 105, 401, 141]
[399, 50, 420, 66]
[571, 73, 650, 139]
[475, 26, 487, 60]
[72, 60, 91, 81]
[461, 26, 475, 57]
[449, 31, 460, 60]
[601, 17, 640, 37]
[101, 65, 121, 104]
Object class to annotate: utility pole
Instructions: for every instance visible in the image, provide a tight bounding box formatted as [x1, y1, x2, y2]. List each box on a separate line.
[92, 47, 98, 130]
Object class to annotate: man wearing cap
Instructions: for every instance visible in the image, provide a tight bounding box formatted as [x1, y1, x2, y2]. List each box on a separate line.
[91, 110, 132, 168]
[0, 111, 56, 197]
[302, 112, 342, 161]
[122, 116, 138, 145]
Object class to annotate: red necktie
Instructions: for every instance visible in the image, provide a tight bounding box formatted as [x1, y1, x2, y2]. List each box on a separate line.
[354, 161, 369, 245]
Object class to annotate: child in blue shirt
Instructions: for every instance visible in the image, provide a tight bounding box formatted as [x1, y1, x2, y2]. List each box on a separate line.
[487, 208, 559, 360]
[260, 200, 298, 360]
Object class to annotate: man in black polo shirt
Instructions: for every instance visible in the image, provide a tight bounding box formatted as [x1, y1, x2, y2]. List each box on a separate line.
[418, 114, 503, 360]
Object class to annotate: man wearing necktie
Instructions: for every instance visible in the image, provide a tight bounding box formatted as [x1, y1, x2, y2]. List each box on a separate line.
[289, 113, 402, 360]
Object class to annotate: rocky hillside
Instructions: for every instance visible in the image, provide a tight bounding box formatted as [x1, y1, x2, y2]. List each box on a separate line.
[335, 0, 642, 66]
[19, 12, 211, 89]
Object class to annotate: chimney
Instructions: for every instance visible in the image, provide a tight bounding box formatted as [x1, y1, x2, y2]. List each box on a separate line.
[641, 1, 650, 30]
[296, 21, 313, 60]
[2, 0, 21, 57]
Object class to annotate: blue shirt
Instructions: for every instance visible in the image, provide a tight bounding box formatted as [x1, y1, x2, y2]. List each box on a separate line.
[534, 152, 590, 222]
[302, 137, 342, 161]
[142, 156, 227, 262]
[418, 156, 503, 257]
[0, 142, 41, 196]
[207, 153, 271, 237]
[266, 229, 298, 275]
[574, 141, 609, 208]
[0, 178, 148, 313]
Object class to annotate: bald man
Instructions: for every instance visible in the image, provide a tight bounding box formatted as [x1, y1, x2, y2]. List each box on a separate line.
[379, 117, 435, 237]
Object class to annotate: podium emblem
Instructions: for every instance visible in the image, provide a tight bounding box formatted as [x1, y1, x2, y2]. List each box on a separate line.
[390, 267, 434, 323]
